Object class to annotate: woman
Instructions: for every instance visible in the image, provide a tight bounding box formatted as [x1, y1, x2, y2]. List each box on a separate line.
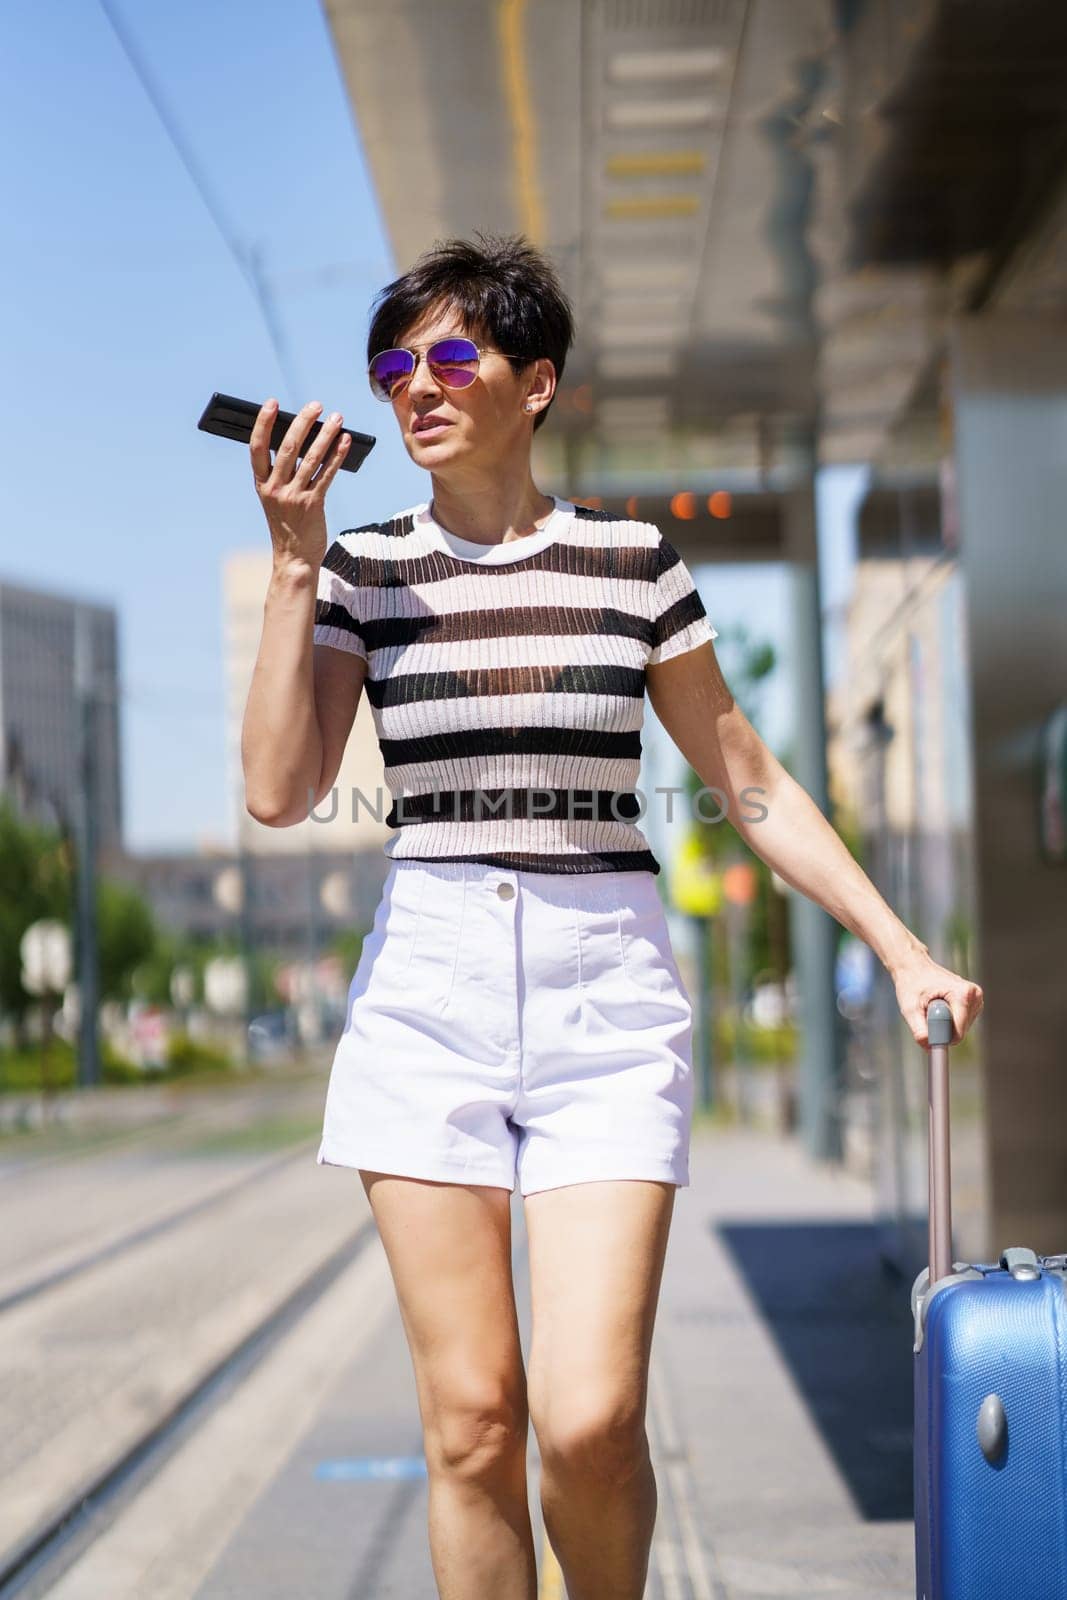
[241, 232, 982, 1600]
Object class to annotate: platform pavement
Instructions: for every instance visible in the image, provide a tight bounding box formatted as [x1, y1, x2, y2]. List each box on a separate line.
[652, 1119, 916, 1598]
[43, 1118, 917, 1599]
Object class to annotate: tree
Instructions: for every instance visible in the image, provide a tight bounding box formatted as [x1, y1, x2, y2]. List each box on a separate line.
[326, 919, 370, 974]
[91, 878, 158, 1002]
[0, 797, 70, 1043]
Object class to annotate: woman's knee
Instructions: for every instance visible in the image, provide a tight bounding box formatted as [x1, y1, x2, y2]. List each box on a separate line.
[533, 1394, 648, 1486]
[425, 1379, 529, 1481]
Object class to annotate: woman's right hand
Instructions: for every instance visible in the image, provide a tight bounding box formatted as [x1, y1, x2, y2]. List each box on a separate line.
[250, 398, 351, 569]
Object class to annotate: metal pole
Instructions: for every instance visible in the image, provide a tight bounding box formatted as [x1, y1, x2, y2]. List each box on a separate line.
[306, 840, 319, 1045]
[237, 838, 255, 1066]
[691, 913, 715, 1113]
[73, 607, 101, 1089]
[726, 890, 750, 1124]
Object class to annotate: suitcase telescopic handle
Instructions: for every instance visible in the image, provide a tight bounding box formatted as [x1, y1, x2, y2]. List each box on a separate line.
[926, 999, 955, 1284]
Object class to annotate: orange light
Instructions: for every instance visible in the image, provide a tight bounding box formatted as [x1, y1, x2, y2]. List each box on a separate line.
[722, 862, 758, 906]
[585, 495, 603, 510]
[625, 496, 639, 519]
[671, 491, 698, 520]
[708, 490, 731, 519]
[573, 384, 593, 414]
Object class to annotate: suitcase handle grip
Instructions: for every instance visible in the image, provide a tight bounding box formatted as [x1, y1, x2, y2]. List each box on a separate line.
[927, 999, 954, 1284]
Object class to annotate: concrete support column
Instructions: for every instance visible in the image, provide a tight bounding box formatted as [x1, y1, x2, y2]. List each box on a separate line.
[948, 314, 1067, 1253]
[783, 446, 845, 1162]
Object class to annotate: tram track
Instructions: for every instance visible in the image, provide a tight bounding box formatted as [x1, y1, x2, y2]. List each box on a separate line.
[1, 1105, 723, 1597]
[0, 1213, 379, 1599]
[0, 1073, 325, 1181]
[0, 1134, 319, 1315]
[0, 1095, 365, 1594]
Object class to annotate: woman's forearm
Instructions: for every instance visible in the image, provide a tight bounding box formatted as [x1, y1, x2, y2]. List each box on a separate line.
[734, 757, 927, 977]
[241, 559, 323, 825]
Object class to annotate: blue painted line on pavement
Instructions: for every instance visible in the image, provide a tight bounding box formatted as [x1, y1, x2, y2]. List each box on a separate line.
[315, 1456, 428, 1480]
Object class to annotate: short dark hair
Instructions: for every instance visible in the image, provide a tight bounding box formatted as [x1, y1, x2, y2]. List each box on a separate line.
[366, 231, 574, 433]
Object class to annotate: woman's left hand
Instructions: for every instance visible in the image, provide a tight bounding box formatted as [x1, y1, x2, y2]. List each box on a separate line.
[891, 948, 984, 1049]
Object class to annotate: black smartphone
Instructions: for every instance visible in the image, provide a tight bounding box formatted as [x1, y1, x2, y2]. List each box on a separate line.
[197, 391, 376, 474]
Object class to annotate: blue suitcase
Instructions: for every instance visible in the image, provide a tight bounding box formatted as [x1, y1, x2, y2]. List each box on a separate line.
[911, 1000, 1067, 1599]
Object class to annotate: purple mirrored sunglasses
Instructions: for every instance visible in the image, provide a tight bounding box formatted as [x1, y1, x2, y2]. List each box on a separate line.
[367, 337, 527, 402]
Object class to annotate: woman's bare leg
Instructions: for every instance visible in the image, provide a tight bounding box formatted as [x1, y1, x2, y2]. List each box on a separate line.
[360, 1171, 537, 1600]
[523, 1178, 677, 1600]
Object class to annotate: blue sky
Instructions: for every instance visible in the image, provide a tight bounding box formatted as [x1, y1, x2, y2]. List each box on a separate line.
[2, 1, 863, 857]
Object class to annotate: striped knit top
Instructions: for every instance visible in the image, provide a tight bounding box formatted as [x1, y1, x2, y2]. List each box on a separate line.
[312, 496, 717, 876]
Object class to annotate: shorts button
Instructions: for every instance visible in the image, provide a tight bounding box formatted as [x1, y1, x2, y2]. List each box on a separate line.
[496, 882, 515, 900]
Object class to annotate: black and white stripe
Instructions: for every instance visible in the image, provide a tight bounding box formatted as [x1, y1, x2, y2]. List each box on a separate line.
[313, 500, 717, 875]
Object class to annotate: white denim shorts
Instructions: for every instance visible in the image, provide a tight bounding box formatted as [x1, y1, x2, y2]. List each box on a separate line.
[316, 858, 695, 1196]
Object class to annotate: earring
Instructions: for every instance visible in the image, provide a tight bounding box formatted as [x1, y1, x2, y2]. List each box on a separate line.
[523, 403, 533, 412]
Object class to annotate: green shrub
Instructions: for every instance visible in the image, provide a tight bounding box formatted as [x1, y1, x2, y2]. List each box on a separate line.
[164, 1031, 234, 1076]
[0, 1036, 142, 1089]
[0, 1028, 237, 1091]
[0, 1040, 77, 1092]
[714, 1014, 797, 1063]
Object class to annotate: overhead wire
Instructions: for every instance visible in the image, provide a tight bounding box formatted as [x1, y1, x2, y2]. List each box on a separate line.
[79, 6, 328, 842]
[95, 0, 304, 397]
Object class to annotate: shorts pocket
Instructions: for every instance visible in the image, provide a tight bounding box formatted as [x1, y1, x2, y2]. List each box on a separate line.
[618, 902, 685, 999]
[348, 869, 426, 1005]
